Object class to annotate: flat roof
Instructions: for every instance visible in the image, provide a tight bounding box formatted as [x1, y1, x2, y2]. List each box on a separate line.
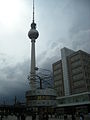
[57, 92, 90, 99]
[57, 101, 90, 107]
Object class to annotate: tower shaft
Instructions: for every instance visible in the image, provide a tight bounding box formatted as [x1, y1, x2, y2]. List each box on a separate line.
[30, 39, 36, 89]
[31, 40, 36, 75]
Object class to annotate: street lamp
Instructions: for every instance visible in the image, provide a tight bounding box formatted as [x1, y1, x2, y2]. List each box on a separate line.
[35, 67, 53, 87]
[28, 74, 42, 89]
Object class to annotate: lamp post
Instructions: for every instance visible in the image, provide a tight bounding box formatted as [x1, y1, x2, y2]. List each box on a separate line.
[28, 74, 43, 89]
[35, 67, 54, 88]
[28, 72, 53, 89]
[35, 75, 42, 89]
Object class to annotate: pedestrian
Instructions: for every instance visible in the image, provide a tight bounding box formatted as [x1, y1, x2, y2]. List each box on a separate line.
[32, 113, 36, 120]
[17, 113, 20, 120]
[72, 115, 75, 120]
[38, 110, 44, 120]
[21, 113, 26, 120]
[64, 115, 67, 120]
[1, 114, 3, 120]
[80, 113, 84, 120]
[43, 113, 46, 120]
[44, 113, 49, 120]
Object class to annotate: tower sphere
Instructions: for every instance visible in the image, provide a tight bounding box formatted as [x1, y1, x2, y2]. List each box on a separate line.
[28, 29, 39, 40]
[28, 22, 39, 40]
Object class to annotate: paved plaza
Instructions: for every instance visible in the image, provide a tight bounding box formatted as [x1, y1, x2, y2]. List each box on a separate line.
[1, 114, 90, 120]
[2, 115, 60, 120]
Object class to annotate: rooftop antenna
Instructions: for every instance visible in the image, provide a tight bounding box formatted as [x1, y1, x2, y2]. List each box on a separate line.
[33, 0, 35, 23]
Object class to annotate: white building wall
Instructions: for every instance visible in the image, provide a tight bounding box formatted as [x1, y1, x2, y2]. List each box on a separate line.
[61, 47, 75, 96]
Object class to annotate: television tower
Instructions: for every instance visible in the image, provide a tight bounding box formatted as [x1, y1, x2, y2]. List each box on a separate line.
[28, 0, 39, 89]
[26, 0, 57, 109]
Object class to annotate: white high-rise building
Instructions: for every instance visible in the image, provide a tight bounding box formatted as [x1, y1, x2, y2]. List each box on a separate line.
[61, 47, 74, 95]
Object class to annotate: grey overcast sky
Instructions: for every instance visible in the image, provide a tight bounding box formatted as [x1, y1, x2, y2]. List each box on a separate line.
[0, 0, 90, 103]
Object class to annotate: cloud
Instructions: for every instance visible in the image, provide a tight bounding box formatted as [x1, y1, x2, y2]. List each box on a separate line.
[36, 0, 90, 69]
[69, 0, 90, 52]
[37, 38, 64, 70]
[72, 29, 90, 53]
[0, 55, 30, 104]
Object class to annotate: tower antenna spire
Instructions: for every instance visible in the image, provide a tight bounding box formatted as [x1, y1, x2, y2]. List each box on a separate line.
[33, 0, 35, 23]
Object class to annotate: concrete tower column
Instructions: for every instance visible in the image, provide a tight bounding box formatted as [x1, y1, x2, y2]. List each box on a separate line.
[28, 0, 39, 90]
[30, 39, 36, 89]
[31, 39, 36, 75]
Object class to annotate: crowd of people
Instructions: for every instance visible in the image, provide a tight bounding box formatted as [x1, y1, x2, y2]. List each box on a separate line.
[16, 111, 90, 120]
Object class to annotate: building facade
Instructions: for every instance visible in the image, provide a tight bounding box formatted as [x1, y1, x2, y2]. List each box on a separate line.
[53, 47, 90, 96]
[53, 47, 90, 114]
[67, 50, 90, 94]
[52, 60, 64, 97]
[61, 47, 74, 95]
